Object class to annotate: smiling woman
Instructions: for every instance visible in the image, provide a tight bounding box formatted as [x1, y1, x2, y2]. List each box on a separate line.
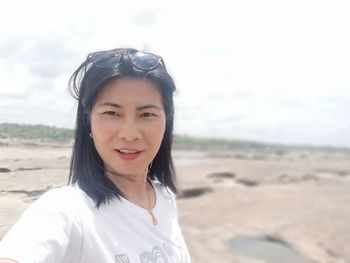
[0, 48, 190, 263]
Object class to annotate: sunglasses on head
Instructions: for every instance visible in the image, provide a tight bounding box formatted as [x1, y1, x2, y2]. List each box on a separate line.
[87, 50, 166, 71]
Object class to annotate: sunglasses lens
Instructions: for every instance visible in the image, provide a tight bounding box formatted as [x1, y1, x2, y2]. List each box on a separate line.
[131, 52, 159, 70]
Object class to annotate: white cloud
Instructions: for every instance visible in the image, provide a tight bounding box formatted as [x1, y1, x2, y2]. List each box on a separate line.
[0, 0, 349, 147]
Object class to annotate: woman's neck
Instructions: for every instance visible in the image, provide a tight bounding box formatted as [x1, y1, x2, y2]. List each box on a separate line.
[105, 167, 149, 200]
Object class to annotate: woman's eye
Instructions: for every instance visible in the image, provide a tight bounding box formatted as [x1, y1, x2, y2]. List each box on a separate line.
[104, 111, 119, 116]
[141, 112, 156, 118]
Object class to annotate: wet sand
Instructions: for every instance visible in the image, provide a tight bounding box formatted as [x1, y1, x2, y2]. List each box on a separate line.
[1, 139, 350, 262]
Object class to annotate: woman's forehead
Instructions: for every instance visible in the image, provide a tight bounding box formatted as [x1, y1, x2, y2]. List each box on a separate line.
[95, 77, 163, 106]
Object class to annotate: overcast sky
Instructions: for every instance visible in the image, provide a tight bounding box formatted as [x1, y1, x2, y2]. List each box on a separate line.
[0, 0, 349, 147]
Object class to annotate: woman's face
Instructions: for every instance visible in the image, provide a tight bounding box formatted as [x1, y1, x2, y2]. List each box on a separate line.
[90, 77, 166, 179]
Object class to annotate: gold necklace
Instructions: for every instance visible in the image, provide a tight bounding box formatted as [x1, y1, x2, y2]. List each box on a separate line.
[124, 183, 158, 225]
[145, 186, 158, 225]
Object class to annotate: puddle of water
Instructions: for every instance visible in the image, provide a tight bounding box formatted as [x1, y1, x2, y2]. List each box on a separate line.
[230, 236, 318, 263]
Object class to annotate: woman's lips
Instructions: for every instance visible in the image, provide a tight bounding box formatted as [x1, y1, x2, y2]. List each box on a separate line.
[115, 149, 143, 160]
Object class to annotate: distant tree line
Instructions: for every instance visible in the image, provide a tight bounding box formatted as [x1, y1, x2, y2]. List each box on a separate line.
[0, 123, 348, 152]
[0, 123, 73, 141]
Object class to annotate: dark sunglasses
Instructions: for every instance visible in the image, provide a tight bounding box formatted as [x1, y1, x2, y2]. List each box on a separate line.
[87, 50, 166, 71]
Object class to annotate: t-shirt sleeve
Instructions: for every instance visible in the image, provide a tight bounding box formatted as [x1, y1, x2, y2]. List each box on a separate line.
[0, 188, 82, 263]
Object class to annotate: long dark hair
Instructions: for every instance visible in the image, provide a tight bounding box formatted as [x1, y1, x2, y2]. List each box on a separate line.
[68, 48, 177, 207]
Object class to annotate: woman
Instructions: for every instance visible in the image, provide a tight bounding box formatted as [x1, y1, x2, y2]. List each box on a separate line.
[0, 48, 190, 262]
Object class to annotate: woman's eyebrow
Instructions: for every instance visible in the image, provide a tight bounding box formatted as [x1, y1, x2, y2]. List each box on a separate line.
[136, 105, 162, 111]
[98, 102, 121, 108]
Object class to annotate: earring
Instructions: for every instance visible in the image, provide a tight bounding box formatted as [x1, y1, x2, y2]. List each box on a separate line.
[89, 133, 93, 139]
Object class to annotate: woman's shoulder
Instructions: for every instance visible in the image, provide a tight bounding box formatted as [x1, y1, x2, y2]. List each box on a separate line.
[30, 184, 92, 213]
[38, 184, 83, 201]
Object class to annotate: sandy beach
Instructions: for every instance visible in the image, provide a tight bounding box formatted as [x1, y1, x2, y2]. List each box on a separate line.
[1, 139, 350, 262]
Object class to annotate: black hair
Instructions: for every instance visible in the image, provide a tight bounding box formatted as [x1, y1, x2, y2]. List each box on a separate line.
[68, 48, 177, 207]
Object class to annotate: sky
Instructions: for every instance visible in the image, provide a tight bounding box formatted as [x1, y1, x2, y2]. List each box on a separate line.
[0, 0, 349, 147]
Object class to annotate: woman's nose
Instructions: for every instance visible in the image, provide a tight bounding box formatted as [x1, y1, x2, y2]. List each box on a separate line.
[118, 120, 142, 141]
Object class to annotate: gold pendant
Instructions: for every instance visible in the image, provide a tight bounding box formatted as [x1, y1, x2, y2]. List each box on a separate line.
[148, 209, 158, 225]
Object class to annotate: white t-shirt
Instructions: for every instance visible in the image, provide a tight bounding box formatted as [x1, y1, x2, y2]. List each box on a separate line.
[0, 181, 190, 263]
